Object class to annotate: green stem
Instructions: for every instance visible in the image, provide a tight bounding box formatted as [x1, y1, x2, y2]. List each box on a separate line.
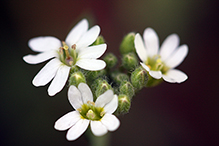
[86, 128, 111, 146]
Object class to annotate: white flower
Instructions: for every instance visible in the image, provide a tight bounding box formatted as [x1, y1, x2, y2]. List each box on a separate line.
[23, 19, 107, 96]
[54, 83, 120, 141]
[134, 27, 188, 83]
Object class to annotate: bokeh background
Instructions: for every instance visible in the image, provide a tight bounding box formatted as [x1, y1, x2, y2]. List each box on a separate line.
[1, 0, 218, 146]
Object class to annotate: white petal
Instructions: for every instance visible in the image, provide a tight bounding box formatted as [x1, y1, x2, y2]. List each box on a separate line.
[143, 28, 159, 57]
[76, 59, 106, 71]
[68, 85, 83, 110]
[76, 25, 100, 50]
[163, 69, 188, 83]
[78, 83, 93, 104]
[159, 34, 179, 61]
[134, 33, 147, 62]
[140, 62, 150, 72]
[48, 65, 71, 96]
[77, 44, 107, 59]
[164, 44, 188, 68]
[101, 113, 120, 131]
[28, 36, 61, 52]
[104, 95, 118, 114]
[95, 90, 114, 107]
[90, 121, 107, 136]
[65, 19, 89, 46]
[66, 119, 89, 141]
[54, 111, 81, 131]
[149, 70, 162, 79]
[23, 50, 57, 64]
[32, 58, 61, 86]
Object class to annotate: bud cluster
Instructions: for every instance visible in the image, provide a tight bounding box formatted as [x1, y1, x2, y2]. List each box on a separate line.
[67, 33, 151, 115]
[24, 18, 188, 141]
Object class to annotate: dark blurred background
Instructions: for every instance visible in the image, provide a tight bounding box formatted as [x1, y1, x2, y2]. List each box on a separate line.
[1, 0, 218, 146]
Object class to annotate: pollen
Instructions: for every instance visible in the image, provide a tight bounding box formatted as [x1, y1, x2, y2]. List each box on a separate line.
[63, 45, 69, 50]
[100, 111, 105, 117]
[77, 108, 82, 113]
[87, 101, 95, 106]
[86, 109, 96, 119]
[62, 41, 69, 50]
[146, 64, 151, 69]
[72, 44, 76, 50]
[156, 58, 162, 63]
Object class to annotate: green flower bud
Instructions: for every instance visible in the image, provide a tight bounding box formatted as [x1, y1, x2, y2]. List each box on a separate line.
[119, 81, 135, 99]
[92, 35, 105, 45]
[116, 94, 131, 115]
[69, 71, 86, 87]
[103, 53, 118, 69]
[131, 67, 148, 91]
[110, 72, 129, 84]
[69, 66, 80, 74]
[86, 70, 106, 81]
[122, 52, 138, 71]
[93, 79, 113, 100]
[119, 32, 135, 54]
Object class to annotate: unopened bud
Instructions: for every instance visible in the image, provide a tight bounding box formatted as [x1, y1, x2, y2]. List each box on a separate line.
[93, 79, 113, 99]
[111, 72, 129, 84]
[103, 53, 118, 69]
[131, 67, 148, 91]
[92, 36, 105, 45]
[119, 32, 135, 54]
[86, 70, 106, 82]
[116, 94, 131, 115]
[69, 66, 79, 74]
[119, 81, 135, 99]
[122, 52, 138, 71]
[69, 71, 86, 87]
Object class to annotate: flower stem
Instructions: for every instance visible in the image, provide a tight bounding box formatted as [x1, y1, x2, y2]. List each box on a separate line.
[86, 128, 111, 146]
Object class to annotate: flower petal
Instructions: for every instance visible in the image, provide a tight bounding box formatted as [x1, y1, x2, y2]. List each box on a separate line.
[90, 121, 107, 136]
[143, 28, 159, 57]
[76, 59, 106, 71]
[95, 90, 114, 107]
[68, 85, 83, 110]
[134, 33, 147, 62]
[163, 69, 188, 83]
[48, 65, 71, 96]
[66, 119, 89, 141]
[164, 44, 188, 68]
[32, 58, 61, 86]
[78, 83, 93, 104]
[140, 62, 150, 72]
[104, 95, 118, 114]
[65, 19, 89, 46]
[23, 50, 57, 64]
[76, 25, 100, 50]
[54, 111, 81, 131]
[28, 36, 61, 52]
[149, 70, 162, 79]
[159, 34, 179, 61]
[77, 44, 107, 59]
[101, 113, 120, 131]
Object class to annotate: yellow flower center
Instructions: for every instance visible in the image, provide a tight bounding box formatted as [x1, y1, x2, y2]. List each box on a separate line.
[78, 101, 105, 121]
[145, 55, 169, 73]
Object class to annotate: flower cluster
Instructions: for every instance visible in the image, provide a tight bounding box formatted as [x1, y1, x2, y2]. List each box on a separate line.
[23, 18, 188, 141]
